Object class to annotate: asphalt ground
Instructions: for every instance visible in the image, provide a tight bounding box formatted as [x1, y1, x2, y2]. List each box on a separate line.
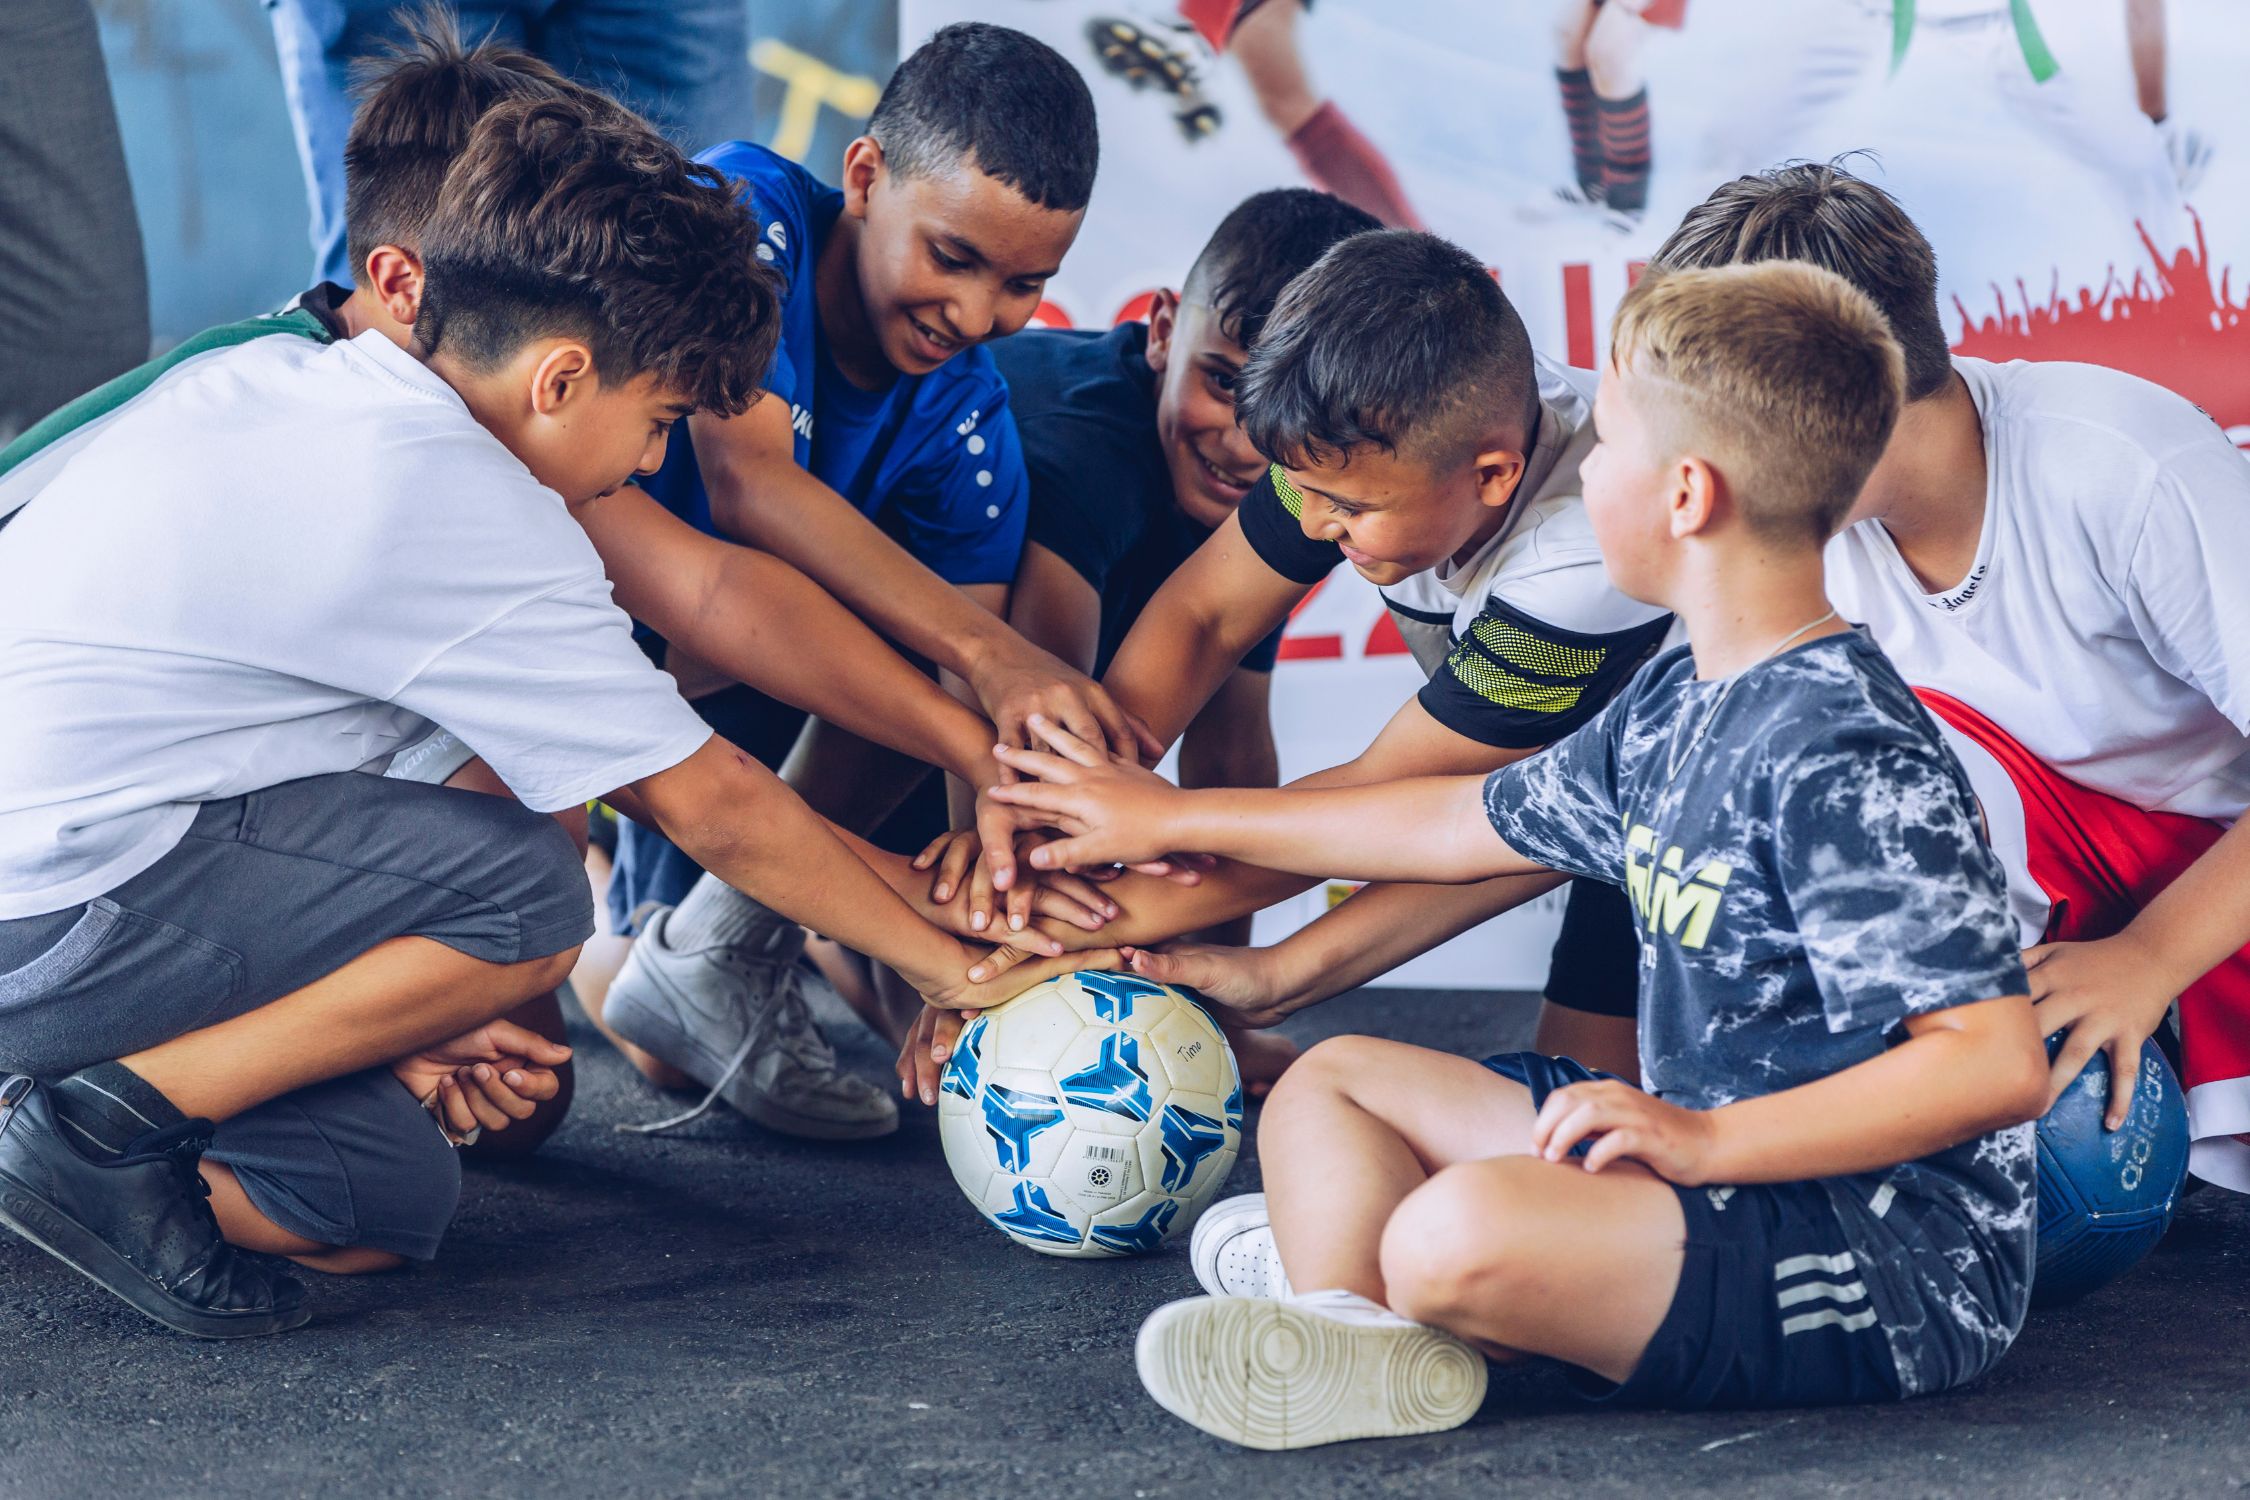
[0, 983, 2244, 1500]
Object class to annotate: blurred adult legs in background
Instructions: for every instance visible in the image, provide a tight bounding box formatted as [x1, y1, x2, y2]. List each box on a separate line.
[0, 0, 150, 445]
[263, 0, 753, 286]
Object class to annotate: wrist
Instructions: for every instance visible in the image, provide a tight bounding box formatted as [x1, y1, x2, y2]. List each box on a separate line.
[2110, 917, 2206, 1003]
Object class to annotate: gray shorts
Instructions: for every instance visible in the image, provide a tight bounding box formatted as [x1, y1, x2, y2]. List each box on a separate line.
[0, 771, 591, 1258]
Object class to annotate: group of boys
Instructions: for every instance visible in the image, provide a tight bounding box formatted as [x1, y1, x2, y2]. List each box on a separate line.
[0, 5, 2245, 1454]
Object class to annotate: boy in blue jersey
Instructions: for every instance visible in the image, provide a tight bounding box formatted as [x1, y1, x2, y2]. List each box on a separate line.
[604, 22, 1159, 1137]
[988, 263, 2048, 1446]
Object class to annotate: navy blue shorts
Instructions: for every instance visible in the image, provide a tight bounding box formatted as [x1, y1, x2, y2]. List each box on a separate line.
[1481, 1052, 1905, 1410]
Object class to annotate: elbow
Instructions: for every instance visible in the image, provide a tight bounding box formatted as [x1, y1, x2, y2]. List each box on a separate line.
[1982, 1035, 2052, 1131]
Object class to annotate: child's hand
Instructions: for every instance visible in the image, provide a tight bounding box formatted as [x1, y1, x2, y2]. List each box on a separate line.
[986, 715, 1196, 871]
[2024, 934, 2178, 1129]
[1121, 943, 1293, 1029]
[1531, 1080, 1718, 1183]
[896, 1002, 970, 1106]
[392, 1018, 572, 1140]
[915, 826, 1122, 939]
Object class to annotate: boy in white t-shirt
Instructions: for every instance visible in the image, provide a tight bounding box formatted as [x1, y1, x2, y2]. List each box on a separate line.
[0, 97, 1085, 1340]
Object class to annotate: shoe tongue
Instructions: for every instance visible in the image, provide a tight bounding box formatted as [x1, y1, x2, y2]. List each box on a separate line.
[122, 1118, 215, 1160]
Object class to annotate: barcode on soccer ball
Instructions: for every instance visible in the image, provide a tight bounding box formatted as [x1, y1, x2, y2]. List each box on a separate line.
[1086, 1144, 1130, 1163]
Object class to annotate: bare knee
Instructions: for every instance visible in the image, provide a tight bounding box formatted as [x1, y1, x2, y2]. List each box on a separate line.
[520, 943, 582, 998]
[1380, 1159, 1547, 1329]
[1553, 0, 1598, 64]
[1257, 1034, 1382, 1139]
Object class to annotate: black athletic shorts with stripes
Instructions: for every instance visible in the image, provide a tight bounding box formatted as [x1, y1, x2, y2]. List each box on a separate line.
[1481, 1052, 1905, 1409]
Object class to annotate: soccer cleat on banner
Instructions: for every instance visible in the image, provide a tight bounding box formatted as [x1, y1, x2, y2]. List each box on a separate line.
[1190, 1191, 1293, 1299]
[1136, 1291, 1486, 1450]
[605, 906, 898, 1140]
[1085, 17, 1225, 144]
[2159, 116, 2214, 195]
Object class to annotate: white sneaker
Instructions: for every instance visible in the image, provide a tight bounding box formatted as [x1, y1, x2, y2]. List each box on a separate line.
[1190, 1192, 1292, 1299]
[2160, 116, 2214, 195]
[1135, 1292, 1487, 1450]
[604, 905, 898, 1140]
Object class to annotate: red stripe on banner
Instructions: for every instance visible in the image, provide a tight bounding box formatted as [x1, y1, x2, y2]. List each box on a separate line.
[1563, 262, 1595, 368]
[1279, 573, 1345, 661]
[1365, 611, 1410, 656]
[1111, 289, 1158, 325]
[1627, 259, 1648, 288]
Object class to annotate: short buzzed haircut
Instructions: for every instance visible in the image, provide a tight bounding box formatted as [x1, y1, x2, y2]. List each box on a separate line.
[1609, 261, 1905, 544]
[1237, 229, 1542, 472]
[1652, 160, 1954, 401]
[415, 96, 778, 417]
[1183, 188, 1382, 353]
[341, 7, 594, 276]
[870, 22, 1099, 212]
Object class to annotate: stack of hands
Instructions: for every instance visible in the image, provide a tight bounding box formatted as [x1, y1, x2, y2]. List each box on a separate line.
[895, 713, 1281, 1103]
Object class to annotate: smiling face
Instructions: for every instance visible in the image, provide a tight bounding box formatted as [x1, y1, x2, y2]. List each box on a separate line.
[1276, 439, 1527, 588]
[841, 137, 1083, 377]
[1145, 293, 1264, 529]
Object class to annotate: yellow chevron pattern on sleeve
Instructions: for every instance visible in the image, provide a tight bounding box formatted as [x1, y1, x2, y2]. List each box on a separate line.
[1270, 464, 1306, 519]
[1444, 648, 1586, 714]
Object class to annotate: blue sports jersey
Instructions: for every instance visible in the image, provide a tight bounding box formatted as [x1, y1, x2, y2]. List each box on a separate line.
[639, 141, 1029, 586]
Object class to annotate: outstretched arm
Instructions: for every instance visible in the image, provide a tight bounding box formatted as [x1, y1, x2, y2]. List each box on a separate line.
[687, 396, 1160, 767]
[1532, 994, 2046, 1183]
[989, 719, 1543, 887]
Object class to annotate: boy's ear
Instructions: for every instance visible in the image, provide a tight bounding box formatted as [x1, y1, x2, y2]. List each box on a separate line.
[1668, 454, 1720, 539]
[1470, 444, 1529, 511]
[1142, 288, 1182, 373]
[840, 135, 885, 218]
[362, 245, 424, 325]
[527, 341, 600, 417]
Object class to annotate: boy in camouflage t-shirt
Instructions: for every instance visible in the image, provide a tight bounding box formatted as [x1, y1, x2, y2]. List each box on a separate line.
[985, 262, 2048, 1446]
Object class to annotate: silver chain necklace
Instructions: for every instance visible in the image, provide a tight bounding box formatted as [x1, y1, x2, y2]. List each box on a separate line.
[1663, 610, 1839, 783]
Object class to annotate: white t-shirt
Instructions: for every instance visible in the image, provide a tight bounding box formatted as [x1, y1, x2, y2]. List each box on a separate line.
[1826, 355, 2250, 827]
[0, 330, 713, 918]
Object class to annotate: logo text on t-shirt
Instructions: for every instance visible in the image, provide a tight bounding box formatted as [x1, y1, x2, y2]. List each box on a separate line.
[1623, 823, 1734, 950]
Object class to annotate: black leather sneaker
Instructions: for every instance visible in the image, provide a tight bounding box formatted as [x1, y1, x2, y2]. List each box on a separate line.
[0, 1075, 310, 1338]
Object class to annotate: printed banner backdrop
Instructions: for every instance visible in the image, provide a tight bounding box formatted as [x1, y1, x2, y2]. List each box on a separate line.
[905, 0, 2250, 988]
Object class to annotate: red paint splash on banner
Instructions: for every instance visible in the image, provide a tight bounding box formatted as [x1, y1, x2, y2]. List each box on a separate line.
[1951, 211, 2250, 442]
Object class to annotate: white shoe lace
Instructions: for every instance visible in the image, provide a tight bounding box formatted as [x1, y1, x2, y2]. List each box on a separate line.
[616, 959, 863, 1135]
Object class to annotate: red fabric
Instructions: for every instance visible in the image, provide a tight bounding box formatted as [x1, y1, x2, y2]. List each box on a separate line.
[1595, 0, 1688, 27]
[1917, 688, 2250, 1101]
[1178, 0, 1247, 49]
[1285, 100, 1425, 230]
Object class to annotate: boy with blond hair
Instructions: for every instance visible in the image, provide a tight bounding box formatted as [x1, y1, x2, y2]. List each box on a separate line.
[989, 262, 2048, 1443]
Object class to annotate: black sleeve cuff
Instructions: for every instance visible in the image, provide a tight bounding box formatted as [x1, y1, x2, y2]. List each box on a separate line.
[1419, 600, 1673, 749]
[1238, 465, 1343, 585]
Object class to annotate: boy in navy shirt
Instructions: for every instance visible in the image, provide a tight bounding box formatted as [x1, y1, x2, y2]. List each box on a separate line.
[987, 263, 2047, 1444]
[604, 23, 1148, 1139]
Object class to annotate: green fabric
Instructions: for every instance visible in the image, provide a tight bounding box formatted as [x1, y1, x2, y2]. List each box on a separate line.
[0, 306, 334, 480]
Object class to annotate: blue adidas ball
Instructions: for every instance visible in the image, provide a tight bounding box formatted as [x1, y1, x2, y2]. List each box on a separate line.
[2031, 1036, 2190, 1308]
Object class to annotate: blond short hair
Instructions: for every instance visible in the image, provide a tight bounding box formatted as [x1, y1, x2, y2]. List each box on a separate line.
[1608, 261, 1906, 544]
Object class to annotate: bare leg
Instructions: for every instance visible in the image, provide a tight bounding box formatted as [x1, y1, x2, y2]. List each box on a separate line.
[1256, 1036, 1541, 1302]
[201, 1161, 406, 1275]
[2126, 0, 2167, 122]
[1381, 1154, 1684, 1380]
[122, 937, 575, 1123]
[1583, 0, 1649, 98]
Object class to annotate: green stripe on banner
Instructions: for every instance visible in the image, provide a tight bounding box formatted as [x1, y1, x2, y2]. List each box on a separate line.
[1890, 0, 2057, 84]
[2011, 0, 2060, 83]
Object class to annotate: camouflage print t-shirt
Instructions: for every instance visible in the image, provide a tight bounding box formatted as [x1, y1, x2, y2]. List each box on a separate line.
[1482, 629, 2036, 1398]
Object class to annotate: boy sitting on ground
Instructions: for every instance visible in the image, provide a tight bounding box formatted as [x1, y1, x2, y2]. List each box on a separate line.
[0, 97, 1078, 1338]
[987, 262, 2048, 1444]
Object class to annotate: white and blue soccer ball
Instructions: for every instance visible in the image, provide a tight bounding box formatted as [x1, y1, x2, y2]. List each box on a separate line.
[937, 971, 1243, 1258]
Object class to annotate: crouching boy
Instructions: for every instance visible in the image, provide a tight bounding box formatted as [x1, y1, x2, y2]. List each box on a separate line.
[988, 262, 2048, 1443]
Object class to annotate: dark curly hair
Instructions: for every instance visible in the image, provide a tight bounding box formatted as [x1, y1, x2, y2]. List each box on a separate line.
[871, 22, 1098, 211]
[414, 95, 778, 417]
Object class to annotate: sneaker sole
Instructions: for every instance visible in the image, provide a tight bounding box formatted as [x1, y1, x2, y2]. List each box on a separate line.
[605, 967, 897, 1141]
[0, 1168, 309, 1339]
[1136, 1298, 1485, 1450]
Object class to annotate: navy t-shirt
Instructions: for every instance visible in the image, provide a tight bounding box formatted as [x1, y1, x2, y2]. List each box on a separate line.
[639, 141, 1027, 586]
[991, 323, 1283, 675]
[1483, 630, 2036, 1397]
